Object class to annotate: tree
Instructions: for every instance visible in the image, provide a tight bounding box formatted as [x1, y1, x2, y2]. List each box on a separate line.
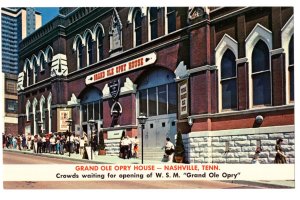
[174, 131, 185, 158]
[99, 131, 105, 150]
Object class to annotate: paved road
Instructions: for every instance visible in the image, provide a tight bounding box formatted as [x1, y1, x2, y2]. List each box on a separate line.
[3, 151, 261, 189]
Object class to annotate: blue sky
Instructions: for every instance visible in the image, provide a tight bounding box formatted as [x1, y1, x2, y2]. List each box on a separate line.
[35, 7, 59, 25]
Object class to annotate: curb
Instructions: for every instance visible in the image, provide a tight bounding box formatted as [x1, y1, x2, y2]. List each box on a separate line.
[4, 149, 116, 164]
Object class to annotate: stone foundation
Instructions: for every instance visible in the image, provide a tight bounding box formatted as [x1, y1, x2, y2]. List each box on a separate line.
[183, 125, 294, 164]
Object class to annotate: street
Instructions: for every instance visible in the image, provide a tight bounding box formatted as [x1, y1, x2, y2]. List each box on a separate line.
[2, 151, 268, 189]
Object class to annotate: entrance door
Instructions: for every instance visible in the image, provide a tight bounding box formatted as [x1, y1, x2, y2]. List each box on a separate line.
[143, 114, 176, 148]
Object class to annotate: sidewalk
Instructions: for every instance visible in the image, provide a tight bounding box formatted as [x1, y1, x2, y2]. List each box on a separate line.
[3, 148, 295, 188]
[3, 148, 163, 164]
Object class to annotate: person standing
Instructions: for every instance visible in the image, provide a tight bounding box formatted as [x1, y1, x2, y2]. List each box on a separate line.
[79, 136, 85, 156]
[163, 137, 175, 162]
[274, 138, 287, 163]
[22, 134, 27, 150]
[50, 135, 56, 153]
[27, 134, 32, 151]
[133, 136, 139, 158]
[42, 135, 46, 153]
[33, 135, 38, 153]
[55, 134, 61, 154]
[12, 136, 17, 149]
[17, 135, 21, 150]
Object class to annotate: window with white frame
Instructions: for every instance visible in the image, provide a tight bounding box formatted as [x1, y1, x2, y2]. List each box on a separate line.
[87, 34, 93, 66]
[33, 58, 38, 84]
[288, 35, 294, 102]
[221, 49, 237, 110]
[166, 7, 176, 34]
[77, 40, 83, 69]
[252, 40, 271, 106]
[149, 7, 158, 40]
[97, 29, 104, 61]
[134, 8, 142, 47]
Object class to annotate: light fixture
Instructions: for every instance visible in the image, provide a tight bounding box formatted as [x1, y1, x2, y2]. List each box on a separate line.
[188, 117, 193, 126]
[255, 115, 264, 124]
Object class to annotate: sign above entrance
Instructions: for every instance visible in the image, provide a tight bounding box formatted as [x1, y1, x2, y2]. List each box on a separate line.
[85, 52, 157, 85]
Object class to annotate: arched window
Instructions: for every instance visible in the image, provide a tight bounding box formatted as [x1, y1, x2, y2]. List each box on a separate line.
[87, 35, 93, 66]
[252, 40, 271, 106]
[39, 53, 46, 71]
[288, 35, 294, 102]
[138, 68, 177, 116]
[46, 47, 53, 70]
[26, 100, 31, 121]
[24, 61, 31, 87]
[166, 7, 176, 34]
[221, 49, 237, 110]
[77, 40, 83, 69]
[149, 7, 158, 40]
[134, 8, 142, 47]
[32, 58, 38, 84]
[97, 30, 104, 61]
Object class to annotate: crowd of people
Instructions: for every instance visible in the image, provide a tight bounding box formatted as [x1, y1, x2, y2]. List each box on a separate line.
[2, 132, 91, 156]
[119, 135, 139, 159]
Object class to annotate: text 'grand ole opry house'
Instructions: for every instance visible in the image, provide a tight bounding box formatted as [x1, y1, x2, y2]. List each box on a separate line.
[17, 7, 294, 164]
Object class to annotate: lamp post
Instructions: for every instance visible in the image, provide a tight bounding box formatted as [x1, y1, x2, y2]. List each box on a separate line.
[88, 119, 96, 160]
[137, 114, 148, 164]
[66, 118, 73, 157]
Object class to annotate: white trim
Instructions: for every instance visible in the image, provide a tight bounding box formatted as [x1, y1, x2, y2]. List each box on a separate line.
[132, 8, 142, 48]
[147, 7, 159, 42]
[31, 55, 38, 84]
[32, 98, 38, 135]
[45, 45, 54, 62]
[281, 15, 294, 105]
[47, 92, 52, 132]
[215, 34, 238, 113]
[37, 50, 46, 71]
[127, 7, 147, 24]
[39, 95, 45, 122]
[184, 125, 294, 139]
[72, 34, 83, 52]
[94, 22, 105, 62]
[245, 23, 272, 109]
[85, 33, 93, 66]
[26, 100, 31, 121]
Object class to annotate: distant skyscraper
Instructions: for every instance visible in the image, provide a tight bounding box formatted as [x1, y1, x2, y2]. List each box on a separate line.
[1, 7, 41, 135]
[1, 7, 42, 74]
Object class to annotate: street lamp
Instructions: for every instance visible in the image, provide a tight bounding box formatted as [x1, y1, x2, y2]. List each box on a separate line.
[137, 114, 148, 164]
[65, 118, 73, 157]
[88, 119, 96, 160]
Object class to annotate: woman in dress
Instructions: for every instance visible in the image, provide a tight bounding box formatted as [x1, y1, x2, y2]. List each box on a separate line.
[274, 138, 287, 163]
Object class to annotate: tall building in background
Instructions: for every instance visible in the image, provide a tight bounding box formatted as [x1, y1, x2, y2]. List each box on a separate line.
[1, 7, 41, 74]
[1, 7, 42, 135]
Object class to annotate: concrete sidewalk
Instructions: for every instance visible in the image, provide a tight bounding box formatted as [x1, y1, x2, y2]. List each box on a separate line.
[3, 148, 164, 164]
[3, 148, 295, 188]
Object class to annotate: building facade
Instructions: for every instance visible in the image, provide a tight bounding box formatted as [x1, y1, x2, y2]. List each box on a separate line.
[1, 7, 41, 135]
[17, 7, 294, 163]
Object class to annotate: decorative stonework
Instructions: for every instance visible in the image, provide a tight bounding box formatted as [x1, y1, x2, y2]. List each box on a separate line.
[17, 72, 25, 91]
[67, 93, 81, 106]
[183, 125, 295, 164]
[175, 61, 189, 81]
[109, 8, 123, 56]
[50, 54, 68, 77]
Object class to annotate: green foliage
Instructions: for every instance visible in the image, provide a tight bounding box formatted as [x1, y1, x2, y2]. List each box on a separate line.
[99, 131, 105, 150]
[174, 131, 185, 156]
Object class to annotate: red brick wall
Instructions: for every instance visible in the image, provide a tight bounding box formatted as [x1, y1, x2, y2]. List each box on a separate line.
[5, 123, 18, 136]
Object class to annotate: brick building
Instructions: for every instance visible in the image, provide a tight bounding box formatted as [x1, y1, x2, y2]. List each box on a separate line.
[17, 7, 294, 163]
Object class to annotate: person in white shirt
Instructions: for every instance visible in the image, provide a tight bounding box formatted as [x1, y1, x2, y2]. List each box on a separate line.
[164, 137, 174, 162]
